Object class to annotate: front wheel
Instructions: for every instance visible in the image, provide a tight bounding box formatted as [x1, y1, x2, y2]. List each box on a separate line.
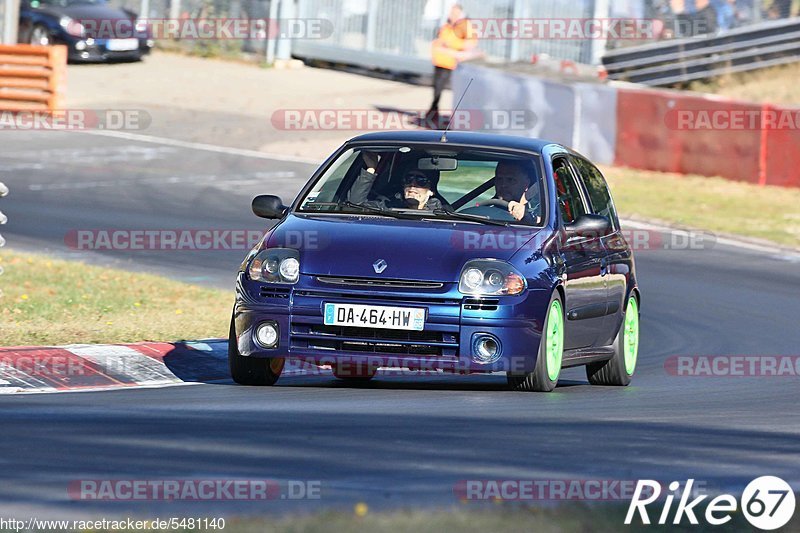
[29, 25, 50, 46]
[228, 318, 283, 386]
[508, 293, 564, 392]
[587, 295, 639, 386]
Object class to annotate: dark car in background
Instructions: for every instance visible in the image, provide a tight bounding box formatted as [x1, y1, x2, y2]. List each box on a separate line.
[18, 0, 152, 62]
[230, 131, 641, 393]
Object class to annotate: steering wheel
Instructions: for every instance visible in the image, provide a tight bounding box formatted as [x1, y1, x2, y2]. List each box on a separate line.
[475, 199, 510, 209]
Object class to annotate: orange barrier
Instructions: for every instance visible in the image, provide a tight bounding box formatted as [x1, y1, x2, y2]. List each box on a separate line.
[762, 104, 800, 189]
[0, 44, 67, 112]
[615, 88, 763, 184]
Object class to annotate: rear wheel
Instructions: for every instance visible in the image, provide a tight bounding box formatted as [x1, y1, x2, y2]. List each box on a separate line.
[228, 318, 283, 386]
[508, 293, 564, 392]
[587, 295, 639, 386]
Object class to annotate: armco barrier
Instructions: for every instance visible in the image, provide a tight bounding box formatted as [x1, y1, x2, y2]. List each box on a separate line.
[0, 44, 67, 112]
[615, 88, 763, 184]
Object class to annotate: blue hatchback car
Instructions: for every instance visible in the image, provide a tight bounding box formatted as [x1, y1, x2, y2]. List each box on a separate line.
[230, 131, 640, 392]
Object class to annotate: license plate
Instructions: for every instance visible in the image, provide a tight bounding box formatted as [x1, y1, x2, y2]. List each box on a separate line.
[106, 38, 140, 51]
[324, 303, 425, 331]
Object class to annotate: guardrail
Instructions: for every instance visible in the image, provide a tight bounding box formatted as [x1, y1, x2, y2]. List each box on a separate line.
[603, 17, 800, 87]
[0, 44, 67, 111]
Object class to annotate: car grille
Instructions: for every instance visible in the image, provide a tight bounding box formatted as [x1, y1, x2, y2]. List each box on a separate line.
[463, 298, 500, 311]
[294, 290, 460, 306]
[259, 286, 291, 299]
[290, 323, 459, 357]
[317, 276, 444, 289]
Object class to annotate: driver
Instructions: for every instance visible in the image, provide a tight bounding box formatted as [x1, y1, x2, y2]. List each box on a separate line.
[348, 153, 444, 211]
[492, 160, 537, 223]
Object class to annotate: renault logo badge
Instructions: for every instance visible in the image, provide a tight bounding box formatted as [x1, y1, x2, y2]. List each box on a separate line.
[373, 259, 388, 274]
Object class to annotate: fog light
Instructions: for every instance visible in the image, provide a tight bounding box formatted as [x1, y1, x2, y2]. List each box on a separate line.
[472, 334, 501, 364]
[255, 322, 279, 348]
[75, 40, 86, 51]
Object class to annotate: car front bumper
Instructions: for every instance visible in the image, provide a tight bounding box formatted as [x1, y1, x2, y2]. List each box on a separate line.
[57, 36, 152, 62]
[233, 273, 552, 374]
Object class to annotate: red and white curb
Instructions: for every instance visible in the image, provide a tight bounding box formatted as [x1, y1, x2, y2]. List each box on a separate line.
[0, 340, 326, 394]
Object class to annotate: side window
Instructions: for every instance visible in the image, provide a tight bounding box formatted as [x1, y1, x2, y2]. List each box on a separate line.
[305, 149, 359, 205]
[573, 157, 619, 230]
[552, 157, 587, 224]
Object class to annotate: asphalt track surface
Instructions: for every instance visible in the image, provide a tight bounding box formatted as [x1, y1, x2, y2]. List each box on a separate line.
[1, 131, 799, 520]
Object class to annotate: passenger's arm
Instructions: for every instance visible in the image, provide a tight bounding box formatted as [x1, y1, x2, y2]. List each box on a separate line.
[347, 169, 378, 204]
[347, 152, 380, 204]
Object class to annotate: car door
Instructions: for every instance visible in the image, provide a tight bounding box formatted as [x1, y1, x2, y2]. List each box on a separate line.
[572, 156, 628, 347]
[552, 156, 607, 350]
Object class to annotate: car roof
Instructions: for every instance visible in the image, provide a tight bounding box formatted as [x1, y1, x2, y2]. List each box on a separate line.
[347, 130, 558, 154]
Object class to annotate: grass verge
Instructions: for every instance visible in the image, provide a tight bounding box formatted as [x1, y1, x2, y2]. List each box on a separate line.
[601, 165, 800, 249]
[688, 62, 800, 106]
[0, 250, 232, 347]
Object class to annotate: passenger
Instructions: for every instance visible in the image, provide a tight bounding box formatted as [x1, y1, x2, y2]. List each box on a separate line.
[348, 153, 443, 211]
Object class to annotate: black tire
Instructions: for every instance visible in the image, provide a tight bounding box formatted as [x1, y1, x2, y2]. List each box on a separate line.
[29, 24, 50, 46]
[507, 292, 564, 393]
[587, 294, 639, 386]
[228, 318, 283, 386]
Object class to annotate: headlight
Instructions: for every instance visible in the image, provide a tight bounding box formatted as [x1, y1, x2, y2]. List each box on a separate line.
[248, 248, 300, 284]
[60, 16, 85, 37]
[458, 259, 526, 296]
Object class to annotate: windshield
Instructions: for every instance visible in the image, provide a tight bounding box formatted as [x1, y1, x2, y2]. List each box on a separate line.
[33, 0, 107, 7]
[297, 145, 545, 227]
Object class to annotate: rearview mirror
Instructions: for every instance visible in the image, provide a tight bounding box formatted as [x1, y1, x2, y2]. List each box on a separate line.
[252, 195, 287, 219]
[419, 157, 458, 171]
[565, 214, 611, 240]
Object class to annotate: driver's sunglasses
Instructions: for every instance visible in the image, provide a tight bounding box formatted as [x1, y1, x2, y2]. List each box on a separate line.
[403, 175, 432, 188]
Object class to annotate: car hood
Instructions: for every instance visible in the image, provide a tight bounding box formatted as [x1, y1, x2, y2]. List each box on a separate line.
[267, 214, 542, 282]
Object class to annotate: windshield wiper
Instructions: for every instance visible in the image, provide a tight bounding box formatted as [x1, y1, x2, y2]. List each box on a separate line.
[431, 208, 510, 227]
[341, 201, 419, 220]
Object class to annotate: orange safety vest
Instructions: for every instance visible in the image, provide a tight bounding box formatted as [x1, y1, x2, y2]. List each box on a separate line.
[431, 18, 477, 70]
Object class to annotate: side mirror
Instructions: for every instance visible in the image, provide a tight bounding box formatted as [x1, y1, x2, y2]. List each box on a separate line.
[565, 214, 611, 240]
[252, 195, 287, 219]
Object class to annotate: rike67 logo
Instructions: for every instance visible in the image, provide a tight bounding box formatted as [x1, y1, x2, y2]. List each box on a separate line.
[626, 477, 796, 530]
